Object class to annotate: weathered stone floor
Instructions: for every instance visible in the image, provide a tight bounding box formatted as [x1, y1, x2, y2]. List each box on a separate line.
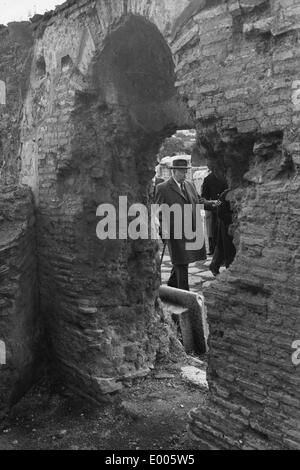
[0, 357, 208, 451]
[160, 247, 225, 293]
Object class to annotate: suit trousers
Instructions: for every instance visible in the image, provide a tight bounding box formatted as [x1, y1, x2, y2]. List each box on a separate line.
[210, 219, 236, 274]
[167, 264, 189, 291]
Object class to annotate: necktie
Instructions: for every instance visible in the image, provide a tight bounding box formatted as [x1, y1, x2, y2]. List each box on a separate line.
[181, 183, 187, 200]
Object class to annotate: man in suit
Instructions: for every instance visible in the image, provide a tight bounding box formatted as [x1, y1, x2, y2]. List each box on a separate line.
[155, 159, 206, 291]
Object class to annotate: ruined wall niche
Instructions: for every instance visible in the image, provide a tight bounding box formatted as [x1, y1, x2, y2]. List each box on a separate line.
[35, 55, 46, 79]
[202, 129, 295, 195]
[93, 14, 186, 133]
[244, 130, 295, 184]
[61, 55, 73, 73]
[199, 130, 256, 189]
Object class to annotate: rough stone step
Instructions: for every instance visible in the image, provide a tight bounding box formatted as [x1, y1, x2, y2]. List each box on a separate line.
[181, 366, 208, 388]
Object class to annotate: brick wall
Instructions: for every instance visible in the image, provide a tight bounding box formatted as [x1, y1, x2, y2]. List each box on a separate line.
[169, 0, 300, 450]
[20, 4, 188, 401]
[0, 0, 298, 447]
[0, 185, 39, 416]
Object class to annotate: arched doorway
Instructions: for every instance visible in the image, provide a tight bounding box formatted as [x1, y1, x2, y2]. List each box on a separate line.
[31, 14, 192, 401]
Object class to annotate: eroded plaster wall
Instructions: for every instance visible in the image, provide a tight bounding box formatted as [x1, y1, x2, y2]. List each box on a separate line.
[0, 22, 34, 183]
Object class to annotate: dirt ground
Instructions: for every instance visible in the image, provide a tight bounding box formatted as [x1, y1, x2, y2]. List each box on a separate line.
[0, 356, 208, 451]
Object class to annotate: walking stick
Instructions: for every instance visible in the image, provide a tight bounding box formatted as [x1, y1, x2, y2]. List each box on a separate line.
[160, 240, 167, 268]
[159, 240, 167, 284]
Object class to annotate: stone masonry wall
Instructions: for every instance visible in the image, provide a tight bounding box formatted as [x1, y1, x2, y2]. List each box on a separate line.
[168, 0, 300, 450]
[0, 22, 37, 416]
[0, 186, 39, 416]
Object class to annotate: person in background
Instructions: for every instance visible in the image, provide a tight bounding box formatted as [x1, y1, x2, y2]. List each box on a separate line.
[209, 188, 236, 276]
[150, 164, 165, 201]
[200, 162, 227, 254]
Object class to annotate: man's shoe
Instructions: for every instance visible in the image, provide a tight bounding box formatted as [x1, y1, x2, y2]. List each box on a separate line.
[210, 267, 219, 277]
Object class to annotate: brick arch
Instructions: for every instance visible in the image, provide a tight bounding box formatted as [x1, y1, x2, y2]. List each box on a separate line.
[20, 4, 193, 402]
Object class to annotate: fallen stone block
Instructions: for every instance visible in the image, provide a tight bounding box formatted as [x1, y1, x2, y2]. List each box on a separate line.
[181, 366, 208, 388]
[159, 286, 209, 355]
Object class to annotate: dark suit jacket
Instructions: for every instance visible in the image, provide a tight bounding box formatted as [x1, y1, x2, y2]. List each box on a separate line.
[201, 172, 228, 211]
[155, 177, 206, 265]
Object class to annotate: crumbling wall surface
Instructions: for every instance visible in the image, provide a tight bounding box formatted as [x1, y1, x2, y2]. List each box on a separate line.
[0, 185, 39, 415]
[0, 22, 34, 184]
[166, 0, 300, 450]
[189, 159, 300, 450]
[20, 2, 190, 401]
[18, 0, 300, 447]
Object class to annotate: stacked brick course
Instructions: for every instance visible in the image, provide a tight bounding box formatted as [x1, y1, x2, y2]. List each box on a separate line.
[189, 173, 300, 449]
[0, 186, 39, 416]
[170, 0, 300, 450]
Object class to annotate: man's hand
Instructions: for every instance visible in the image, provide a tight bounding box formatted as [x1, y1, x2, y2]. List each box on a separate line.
[199, 197, 220, 209]
[212, 200, 221, 208]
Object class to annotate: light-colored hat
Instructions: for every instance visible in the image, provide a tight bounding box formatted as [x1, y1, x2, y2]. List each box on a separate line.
[170, 158, 192, 169]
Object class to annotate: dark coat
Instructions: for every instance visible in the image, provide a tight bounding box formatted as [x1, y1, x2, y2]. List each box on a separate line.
[210, 189, 236, 271]
[202, 173, 227, 202]
[155, 177, 206, 265]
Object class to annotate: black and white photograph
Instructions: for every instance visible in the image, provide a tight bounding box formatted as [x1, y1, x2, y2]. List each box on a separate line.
[0, 0, 299, 454]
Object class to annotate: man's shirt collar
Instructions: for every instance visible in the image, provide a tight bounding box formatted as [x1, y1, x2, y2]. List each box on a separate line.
[172, 176, 182, 189]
